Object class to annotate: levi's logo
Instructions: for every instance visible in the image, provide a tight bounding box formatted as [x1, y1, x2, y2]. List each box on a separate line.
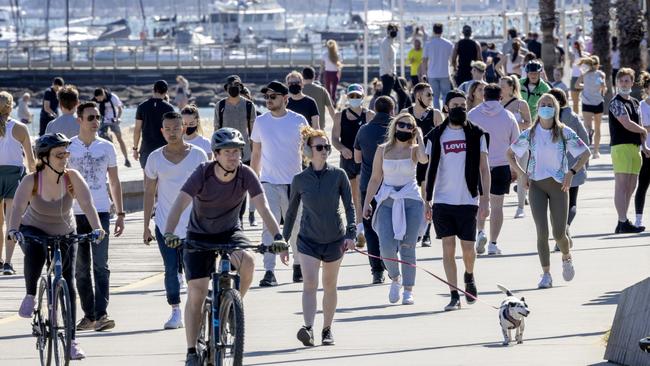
[443, 140, 466, 154]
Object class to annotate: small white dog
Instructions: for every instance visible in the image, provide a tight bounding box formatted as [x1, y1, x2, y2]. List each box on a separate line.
[497, 284, 530, 346]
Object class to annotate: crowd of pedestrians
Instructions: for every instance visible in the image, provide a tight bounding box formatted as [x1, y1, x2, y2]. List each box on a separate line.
[0, 21, 649, 365]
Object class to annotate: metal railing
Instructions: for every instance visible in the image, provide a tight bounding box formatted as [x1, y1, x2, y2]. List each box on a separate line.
[0, 41, 381, 70]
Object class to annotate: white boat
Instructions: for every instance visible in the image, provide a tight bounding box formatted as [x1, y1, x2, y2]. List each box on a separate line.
[208, 0, 303, 43]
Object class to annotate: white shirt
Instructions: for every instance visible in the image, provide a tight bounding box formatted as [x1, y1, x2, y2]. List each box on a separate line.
[322, 51, 341, 72]
[250, 110, 307, 184]
[0, 119, 24, 166]
[144, 145, 208, 237]
[183, 134, 212, 157]
[423, 36, 454, 79]
[379, 37, 396, 76]
[68, 137, 117, 214]
[428, 128, 488, 206]
[640, 100, 650, 147]
[102, 93, 123, 123]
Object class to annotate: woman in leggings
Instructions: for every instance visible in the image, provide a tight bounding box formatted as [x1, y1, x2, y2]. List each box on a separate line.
[8, 133, 105, 360]
[635, 72, 650, 228]
[548, 88, 590, 250]
[363, 113, 428, 305]
[507, 94, 590, 289]
[283, 126, 356, 347]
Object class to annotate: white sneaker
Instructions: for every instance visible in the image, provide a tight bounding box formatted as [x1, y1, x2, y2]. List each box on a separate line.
[388, 280, 402, 304]
[537, 273, 553, 289]
[475, 231, 488, 255]
[514, 207, 525, 219]
[562, 258, 575, 282]
[487, 243, 502, 255]
[164, 307, 184, 329]
[402, 290, 414, 305]
[178, 273, 186, 291]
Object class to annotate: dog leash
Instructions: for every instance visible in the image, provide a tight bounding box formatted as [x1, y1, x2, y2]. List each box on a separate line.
[353, 248, 500, 310]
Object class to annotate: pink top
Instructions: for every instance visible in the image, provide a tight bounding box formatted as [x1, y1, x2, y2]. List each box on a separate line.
[468, 101, 521, 167]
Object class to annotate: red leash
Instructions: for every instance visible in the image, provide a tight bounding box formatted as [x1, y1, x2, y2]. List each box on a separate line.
[353, 248, 499, 310]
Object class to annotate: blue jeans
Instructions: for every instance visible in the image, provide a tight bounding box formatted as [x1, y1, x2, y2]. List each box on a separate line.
[75, 212, 111, 320]
[361, 191, 384, 274]
[375, 198, 423, 287]
[429, 77, 452, 110]
[155, 226, 181, 305]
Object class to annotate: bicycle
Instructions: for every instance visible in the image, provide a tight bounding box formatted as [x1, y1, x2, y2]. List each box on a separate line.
[20, 232, 99, 366]
[184, 240, 272, 366]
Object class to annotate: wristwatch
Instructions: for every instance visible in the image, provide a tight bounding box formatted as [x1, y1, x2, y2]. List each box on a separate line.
[570, 168, 577, 175]
[132, 147, 138, 151]
[117, 212, 126, 217]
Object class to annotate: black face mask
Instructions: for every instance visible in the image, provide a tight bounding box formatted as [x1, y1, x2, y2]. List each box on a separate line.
[389, 30, 398, 38]
[289, 84, 302, 94]
[228, 86, 240, 98]
[395, 130, 413, 142]
[185, 126, 198, 135]
[448, 106, 467, 125]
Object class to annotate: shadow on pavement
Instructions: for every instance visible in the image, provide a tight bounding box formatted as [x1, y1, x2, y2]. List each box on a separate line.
[582, 291, 620, 306]
[335, 310, 447, 323]
[77, 328, 169, 338]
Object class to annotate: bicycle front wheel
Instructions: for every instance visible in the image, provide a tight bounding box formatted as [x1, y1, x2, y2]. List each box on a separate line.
[198, 296, 214, 366]
[35, 277, 51, 366]
[51, 279, 73, 366]
[216, 289, 244, 366]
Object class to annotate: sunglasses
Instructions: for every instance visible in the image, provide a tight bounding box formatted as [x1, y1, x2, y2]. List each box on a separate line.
[396, 121, 415, 130]
[263, 94, 281, 100]
[311, 144, 332, 152]
[86, 115, 101, 122]
[54, 151, 70, 159]
[422, 92, 433, 97]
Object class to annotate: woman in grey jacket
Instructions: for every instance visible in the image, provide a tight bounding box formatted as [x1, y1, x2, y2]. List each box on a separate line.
[283, 126, 356, 347]
[548, 88, 590, 249]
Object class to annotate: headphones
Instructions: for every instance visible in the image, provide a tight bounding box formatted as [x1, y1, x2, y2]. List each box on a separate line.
[303, 137, 313, 159]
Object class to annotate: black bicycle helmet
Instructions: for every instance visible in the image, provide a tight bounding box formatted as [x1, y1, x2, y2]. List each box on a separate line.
[35, 133, 71, 158]
[525, 60, 543, 73]
[211, 128, 245, 151]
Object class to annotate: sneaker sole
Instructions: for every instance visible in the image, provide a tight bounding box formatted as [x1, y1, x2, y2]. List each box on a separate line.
[95, 322, 116, 331]
[259, 282, 278, 287]
[322, 340, 335, 346]
[444, 305, 461, 311]
[476, 238, 487, 254]
[163, 323, 183, 330]
[297, 329, 314, 347]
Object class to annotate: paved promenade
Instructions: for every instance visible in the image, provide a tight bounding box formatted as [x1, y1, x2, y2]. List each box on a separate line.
[0, 119, 648, 365]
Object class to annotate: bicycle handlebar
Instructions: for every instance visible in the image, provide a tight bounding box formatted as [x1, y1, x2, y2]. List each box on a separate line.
[181, 240, 273, 254]
[20, 232, 100, 246]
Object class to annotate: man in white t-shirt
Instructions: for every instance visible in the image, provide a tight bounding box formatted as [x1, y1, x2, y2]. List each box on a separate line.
[143, 112, 207, 330]
[424, 90, 490, 312]
[68, 101, 125, 332]
[251, 81, 308, 286]
[421, 23, 454, 110]
[92, 88, 131, 168]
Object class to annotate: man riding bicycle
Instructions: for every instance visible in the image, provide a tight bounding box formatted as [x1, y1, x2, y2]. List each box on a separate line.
[163, 128, 289, 366]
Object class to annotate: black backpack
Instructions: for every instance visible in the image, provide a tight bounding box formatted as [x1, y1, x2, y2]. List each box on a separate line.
[217, 98, 254, 132]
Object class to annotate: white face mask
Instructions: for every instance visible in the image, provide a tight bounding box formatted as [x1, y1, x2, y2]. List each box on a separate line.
[348, 98, 363, 108]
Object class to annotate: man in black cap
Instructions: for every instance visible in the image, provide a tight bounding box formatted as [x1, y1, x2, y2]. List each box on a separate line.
[214, 75, 258, 225]
[250, 81, 309, 286]
[451, 25, 482, 87]
[133, 80, 175, 168]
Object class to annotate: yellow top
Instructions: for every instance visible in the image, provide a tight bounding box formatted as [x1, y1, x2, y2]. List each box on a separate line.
[407, 48, 423, 77]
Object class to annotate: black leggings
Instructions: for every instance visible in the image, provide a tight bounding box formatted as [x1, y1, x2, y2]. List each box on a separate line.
[568, 186, 579, 226]
[635, 155, 650, 215]
[21, 225, 77, 339]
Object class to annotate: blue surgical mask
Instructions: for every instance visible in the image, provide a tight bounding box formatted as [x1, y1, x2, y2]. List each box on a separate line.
[348, 98, 363, 108]
[619, 87, 632, 95]
[538, 106, 555, 119]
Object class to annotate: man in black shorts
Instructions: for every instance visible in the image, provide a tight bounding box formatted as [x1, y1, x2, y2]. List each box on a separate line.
[163, 128, 289, 366]
[425, 90, 490, 311]
[332, 84, 375, 245]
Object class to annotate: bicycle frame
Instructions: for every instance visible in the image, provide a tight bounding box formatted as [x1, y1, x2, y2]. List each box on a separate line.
[210, 252, 239, 351]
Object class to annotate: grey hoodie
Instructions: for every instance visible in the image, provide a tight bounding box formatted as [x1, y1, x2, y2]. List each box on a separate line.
[560, 107, 589, 186]
[468, 100, 520, 167]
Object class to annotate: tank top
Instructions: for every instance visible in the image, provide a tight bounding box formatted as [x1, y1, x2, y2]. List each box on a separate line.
[457, 39, 478, 79]
[503, 98, 523, 124]
[0, 119, 24, 167]
[382, 147, 417, 187]
[21, 173, 76, 236]
[340, 108, 367, 150]
[581, 71, 605, 105]
[407, 106, 434, 137]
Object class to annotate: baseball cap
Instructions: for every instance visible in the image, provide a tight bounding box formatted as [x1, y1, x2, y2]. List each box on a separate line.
[153, 80, 168, 93]
[445, 89, 466, 106]
[525, 60, 543, 73]
[347, 84, 364, 96]
[225, 75, 241, 85]
[261, 81, 289, 95]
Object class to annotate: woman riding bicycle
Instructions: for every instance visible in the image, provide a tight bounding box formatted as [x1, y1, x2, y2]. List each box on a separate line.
[8, 133, 106, 360]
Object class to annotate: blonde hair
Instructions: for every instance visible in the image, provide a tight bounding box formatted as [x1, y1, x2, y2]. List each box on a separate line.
[285, 71, 303, 84]
[467, 81, 487, 110]
[300, 125, 329, 161]
[0, 91, 14, 138]
[616, 67, 635, 82]
[383, 113, 417, 152]
[326, 39, 342, 68]
[640, 71, 650, 91]
[530, 93, 565, 143]
[500, 75, 521, 99]
[578, 55, 600, 70]
[181, 104, 204, 135]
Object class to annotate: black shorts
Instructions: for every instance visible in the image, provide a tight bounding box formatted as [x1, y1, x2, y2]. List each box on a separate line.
[431, 204, 478, 242]
[297, 235, 346, 263]
[582, 102, 604, 114]
[480, 165, 511, 195]
[416, 162, 428, 185]
[183, 229, 250, 281]
[340, 157, 361, 180]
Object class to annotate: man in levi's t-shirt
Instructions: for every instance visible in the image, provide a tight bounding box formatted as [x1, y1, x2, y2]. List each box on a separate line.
[424, 90, 490, 312]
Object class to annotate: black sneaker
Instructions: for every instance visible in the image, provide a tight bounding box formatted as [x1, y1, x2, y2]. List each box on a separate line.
[616, 220, 645, 234]
[185, 352, 200, 366]
[421, 235, 431, 247]
[322, 327, 335, 346]
[248, 211, 258, 226]
[297, 326, 314, 346]
[259, 270, 278, 287]
[444, 296, 461, 311]
[465, 281, 477, 304]
[124, 159, 132, 168]
[372, 271, 385, 284]
[293, 264, 303, 283]
[3, 262, 16, 275]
